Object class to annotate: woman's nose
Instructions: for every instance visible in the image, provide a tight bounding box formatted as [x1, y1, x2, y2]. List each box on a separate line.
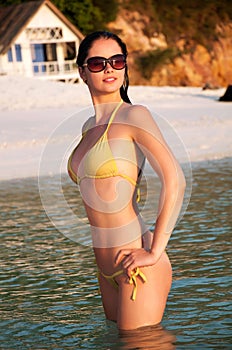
[104, 61, 113, 72]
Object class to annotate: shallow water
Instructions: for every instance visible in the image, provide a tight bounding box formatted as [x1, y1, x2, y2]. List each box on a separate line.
[0, 158, 231, 349]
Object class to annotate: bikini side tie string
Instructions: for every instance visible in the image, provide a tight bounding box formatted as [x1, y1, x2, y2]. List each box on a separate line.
[128, 267, 147, 301]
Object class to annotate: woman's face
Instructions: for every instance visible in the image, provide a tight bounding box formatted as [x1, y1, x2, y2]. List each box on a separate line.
[79, 38, 125, 98]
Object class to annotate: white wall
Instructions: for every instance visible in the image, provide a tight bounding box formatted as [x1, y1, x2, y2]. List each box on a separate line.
[25, 3, 79, 42]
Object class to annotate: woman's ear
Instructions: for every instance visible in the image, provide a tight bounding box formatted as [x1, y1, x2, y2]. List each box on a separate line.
[79, 67, 88, 84]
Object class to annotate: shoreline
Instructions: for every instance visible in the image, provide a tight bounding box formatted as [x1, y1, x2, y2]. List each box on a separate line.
[0, 76, 231, 181]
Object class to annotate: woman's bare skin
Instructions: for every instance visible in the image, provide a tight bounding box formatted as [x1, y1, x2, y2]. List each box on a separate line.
[69, 33, 186, 330]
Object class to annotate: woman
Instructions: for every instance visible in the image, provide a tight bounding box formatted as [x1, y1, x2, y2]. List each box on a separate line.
[68, 31, 186, 330]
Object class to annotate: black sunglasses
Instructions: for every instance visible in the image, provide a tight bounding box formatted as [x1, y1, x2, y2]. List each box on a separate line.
[82, 54, 126, 73]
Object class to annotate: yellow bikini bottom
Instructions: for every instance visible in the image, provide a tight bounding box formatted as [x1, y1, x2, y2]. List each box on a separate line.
[97, 267, 147, 301]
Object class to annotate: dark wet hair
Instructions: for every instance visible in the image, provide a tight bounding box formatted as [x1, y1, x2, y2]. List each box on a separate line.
[76, 31, 131, 104]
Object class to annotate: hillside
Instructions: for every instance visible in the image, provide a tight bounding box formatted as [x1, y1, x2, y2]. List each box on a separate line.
[107, 1, 232, 87]
[0, 0, 231, 86]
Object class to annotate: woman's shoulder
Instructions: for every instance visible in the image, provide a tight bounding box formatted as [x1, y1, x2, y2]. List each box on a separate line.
[124, 103, 149, 113]
[121, 103, 163, 140]
[123, 103, 155, 127]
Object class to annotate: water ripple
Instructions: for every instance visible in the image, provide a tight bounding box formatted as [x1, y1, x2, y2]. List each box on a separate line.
[0, 158, 231, 349]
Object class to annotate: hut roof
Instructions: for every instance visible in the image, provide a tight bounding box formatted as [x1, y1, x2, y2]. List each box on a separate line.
[0, 0, 84, 54]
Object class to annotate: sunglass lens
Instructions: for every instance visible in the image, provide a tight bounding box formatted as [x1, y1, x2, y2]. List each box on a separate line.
[88, 58, 105, 72]
[111, 55, 126, 69]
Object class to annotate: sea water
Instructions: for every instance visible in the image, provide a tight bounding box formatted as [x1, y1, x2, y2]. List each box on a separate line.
[0, 158, 231, 349]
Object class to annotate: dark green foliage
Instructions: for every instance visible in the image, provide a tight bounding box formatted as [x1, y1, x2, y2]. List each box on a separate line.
[52, 0, 118, 34]
[0, 0, 118, 35]
[136, 48, 180, 80]
[53, 0, 102, 34]
[0, 0, 29, 4]
[92, 0, 118, 23]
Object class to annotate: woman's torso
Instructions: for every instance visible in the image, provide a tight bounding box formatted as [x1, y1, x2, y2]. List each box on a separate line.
[68, 102, 146, 271]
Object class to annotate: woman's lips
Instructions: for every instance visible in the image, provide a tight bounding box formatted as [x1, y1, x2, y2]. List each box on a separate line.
[103, 77, 117, 83]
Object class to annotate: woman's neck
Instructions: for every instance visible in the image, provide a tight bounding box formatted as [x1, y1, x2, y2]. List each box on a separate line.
[91, 93, 123, 123]
[94, 100, 123, 124]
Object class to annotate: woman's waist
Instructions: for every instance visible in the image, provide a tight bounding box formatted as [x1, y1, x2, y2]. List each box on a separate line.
[90, 213, 148, 249]
[79, 176, 139, 212]
[94, 238, 142, 274]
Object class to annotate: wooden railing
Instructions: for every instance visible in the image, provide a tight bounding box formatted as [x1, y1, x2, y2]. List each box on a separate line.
[32, 60, 77, 76]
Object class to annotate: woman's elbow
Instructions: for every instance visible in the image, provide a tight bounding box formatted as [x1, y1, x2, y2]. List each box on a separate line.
[167, 170, 186, 197]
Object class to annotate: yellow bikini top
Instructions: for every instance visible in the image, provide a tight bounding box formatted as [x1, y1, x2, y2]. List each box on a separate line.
[68, 100, 141, 201]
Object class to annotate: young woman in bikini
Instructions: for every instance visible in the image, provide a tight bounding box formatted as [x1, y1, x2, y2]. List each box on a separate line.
[68, 31, 186, 330]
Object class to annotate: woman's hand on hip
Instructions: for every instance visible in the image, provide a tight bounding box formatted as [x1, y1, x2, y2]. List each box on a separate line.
[115, 248, 158, 277]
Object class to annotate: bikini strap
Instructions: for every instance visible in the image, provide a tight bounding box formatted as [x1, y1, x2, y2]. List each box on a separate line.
[105, 100, 123, 134]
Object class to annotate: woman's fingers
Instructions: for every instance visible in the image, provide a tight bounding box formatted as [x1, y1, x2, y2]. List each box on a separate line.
[116, 248, 157, 278]
[115, 249, 132, 264]
[122, 255, 134, 269]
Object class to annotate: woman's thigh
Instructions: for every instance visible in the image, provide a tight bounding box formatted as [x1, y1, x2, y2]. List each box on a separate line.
[98, 273, 118, 322]
[116, 252, 172, 330]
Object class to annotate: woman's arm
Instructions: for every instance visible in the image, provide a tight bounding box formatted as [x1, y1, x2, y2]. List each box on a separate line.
[116, 105, 186, 274]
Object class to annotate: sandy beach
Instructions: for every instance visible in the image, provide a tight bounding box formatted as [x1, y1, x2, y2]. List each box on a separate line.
[0, 75, 231, 181]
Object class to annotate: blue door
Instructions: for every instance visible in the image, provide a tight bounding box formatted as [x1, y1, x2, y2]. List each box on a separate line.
[32, 44, 46, 73]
